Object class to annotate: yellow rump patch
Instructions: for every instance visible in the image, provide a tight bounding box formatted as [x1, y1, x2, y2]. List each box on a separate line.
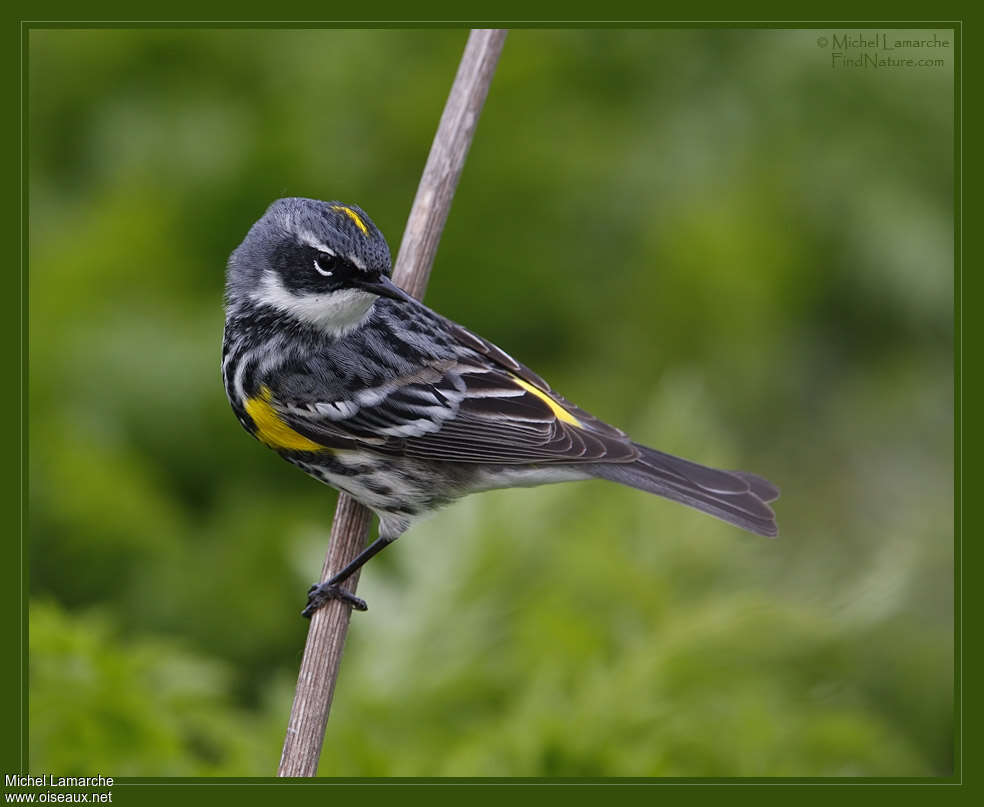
[511, 375, 583, 427]
[244, 386, 327, 452]
[332, 205, 369, 236]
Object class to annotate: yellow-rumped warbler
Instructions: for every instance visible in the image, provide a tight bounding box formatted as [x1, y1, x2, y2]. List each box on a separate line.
[222, 198, 779, 615]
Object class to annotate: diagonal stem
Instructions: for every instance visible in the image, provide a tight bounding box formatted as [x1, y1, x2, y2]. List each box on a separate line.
[277, 28, 508, 778]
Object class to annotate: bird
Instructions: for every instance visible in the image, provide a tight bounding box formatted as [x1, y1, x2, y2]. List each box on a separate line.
[222, 197, 779, 616]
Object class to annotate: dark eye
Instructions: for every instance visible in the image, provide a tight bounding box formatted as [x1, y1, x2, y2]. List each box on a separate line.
[313, 251, 339, 277]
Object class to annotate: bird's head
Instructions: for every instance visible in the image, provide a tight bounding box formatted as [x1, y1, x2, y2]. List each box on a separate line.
[226, 197, 410, 335]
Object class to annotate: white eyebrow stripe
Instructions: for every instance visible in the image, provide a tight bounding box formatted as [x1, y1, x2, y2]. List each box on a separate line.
[298, 230, 337, 255]
[346, 253, 366, 271]
[297, 231, 365, 270]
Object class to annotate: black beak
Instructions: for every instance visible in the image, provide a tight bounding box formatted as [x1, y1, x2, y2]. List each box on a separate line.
[354, 274, 415, 303]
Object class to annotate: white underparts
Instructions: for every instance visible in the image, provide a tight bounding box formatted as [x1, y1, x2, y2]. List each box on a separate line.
[474, 465, 592, 492]
[252, 270, 375, 337]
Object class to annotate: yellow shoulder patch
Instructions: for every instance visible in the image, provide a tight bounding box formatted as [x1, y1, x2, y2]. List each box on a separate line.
[331, 205, 369, 236]
[511, 375, 583, 427]
[244, 385, 327, 452]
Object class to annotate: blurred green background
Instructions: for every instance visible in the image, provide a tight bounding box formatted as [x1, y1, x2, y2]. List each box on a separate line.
[28, 28, 954, 777]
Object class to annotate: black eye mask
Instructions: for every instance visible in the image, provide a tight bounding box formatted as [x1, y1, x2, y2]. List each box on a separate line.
[274, 243, 361, 295]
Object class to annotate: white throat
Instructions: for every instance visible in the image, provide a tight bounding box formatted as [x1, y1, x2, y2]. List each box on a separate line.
[252, 270, 375, 337]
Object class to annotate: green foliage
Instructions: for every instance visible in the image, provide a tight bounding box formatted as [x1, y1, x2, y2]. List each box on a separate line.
[29, 29, 953, 776]
[30, 601, 286, 776]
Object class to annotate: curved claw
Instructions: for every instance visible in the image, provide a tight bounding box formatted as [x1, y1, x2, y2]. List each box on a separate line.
[302, 582, 368, 618]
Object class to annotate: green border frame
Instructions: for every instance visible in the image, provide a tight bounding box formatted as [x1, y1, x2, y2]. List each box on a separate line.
[6, 13, 969, 805]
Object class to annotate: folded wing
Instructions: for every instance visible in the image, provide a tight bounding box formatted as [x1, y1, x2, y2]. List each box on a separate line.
[268, 322, 640, 468]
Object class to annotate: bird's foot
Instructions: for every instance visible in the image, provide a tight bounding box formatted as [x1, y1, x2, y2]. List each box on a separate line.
[302, 582, 368, 618]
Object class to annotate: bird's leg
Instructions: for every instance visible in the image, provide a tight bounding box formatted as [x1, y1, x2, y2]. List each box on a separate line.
[302, 534, 397, 617]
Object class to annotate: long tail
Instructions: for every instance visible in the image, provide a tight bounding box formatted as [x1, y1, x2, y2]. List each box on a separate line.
[590, 444, 779, 537]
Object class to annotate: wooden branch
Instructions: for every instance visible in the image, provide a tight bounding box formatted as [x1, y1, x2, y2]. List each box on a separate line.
[277, 28, 508, 778]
